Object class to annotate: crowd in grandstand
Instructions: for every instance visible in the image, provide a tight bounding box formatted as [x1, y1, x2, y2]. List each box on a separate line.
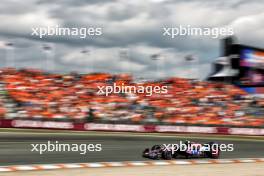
[0, 68, 263, 127]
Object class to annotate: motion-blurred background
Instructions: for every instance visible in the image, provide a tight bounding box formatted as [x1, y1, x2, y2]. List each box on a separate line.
[0, 0, 263, 129]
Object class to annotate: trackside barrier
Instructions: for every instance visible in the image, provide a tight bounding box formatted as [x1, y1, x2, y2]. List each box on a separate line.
[0, 119, 264, 136]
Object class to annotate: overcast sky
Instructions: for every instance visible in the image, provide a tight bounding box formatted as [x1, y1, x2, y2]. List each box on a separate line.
[0, 0, 263, 79]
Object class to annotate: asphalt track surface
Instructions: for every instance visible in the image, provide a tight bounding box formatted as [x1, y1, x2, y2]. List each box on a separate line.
[0, 129, 264, 166]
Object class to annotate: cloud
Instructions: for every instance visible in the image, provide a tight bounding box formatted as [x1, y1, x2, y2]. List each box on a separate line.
[0, 0, 263, 79]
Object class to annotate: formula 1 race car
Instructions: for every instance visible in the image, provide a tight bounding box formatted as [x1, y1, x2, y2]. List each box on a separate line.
[142, 141, 220, 160]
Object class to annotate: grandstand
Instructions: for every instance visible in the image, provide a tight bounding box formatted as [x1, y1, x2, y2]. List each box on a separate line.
[0, 67, 263, 127]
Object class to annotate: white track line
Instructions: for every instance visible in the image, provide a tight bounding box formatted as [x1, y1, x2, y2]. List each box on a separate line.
[0, 158, 263, 172]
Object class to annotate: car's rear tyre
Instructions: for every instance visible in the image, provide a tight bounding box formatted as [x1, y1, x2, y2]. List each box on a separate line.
[173, 152, 178, 159]
[162, 150, 172, 160]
